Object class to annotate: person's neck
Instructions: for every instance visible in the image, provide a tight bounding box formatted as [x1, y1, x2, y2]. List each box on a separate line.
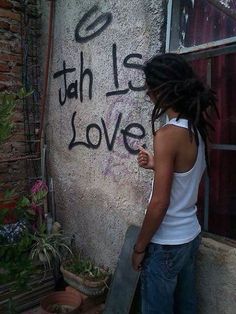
[166, 109, 179, 120]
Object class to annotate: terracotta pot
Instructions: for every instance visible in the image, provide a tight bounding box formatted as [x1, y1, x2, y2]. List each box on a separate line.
[60, 265, 109, 296]
[40, 288, 82, 314]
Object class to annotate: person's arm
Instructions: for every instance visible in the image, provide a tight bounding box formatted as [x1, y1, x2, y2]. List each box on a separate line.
[132, 127, 176, 271]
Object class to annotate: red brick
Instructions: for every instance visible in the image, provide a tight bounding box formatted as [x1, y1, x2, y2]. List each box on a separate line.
[0, 31, 18, 41]
[0, 53, 21, 62]
[0, 82, 7, 90]
[0, 0, 13, 9]
[11, 133, 26, 141]
[11, 141, 26, 153]
[0, 76, 21, 89]
[11, 1, 22, 11]
[0, 20, 10, 30]
[0, 41, 11, 52]
[10, 65, 21, 75]
[12, 112, 24, 123]
[0, 73, 18, 81]
[14, 122, 24, 132]
[0, 62, 10, 72]
[0, 8, 21, 22]
[10, 23, 21, 33]
[10, 43, 22, 54]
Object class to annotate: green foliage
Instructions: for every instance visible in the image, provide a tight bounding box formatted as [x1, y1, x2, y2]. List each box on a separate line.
[0, 208, 9, 225]
[7, 298, 18, 314]
[0, 190, 34, 225]
[17, 196, 31, 208]
[66, 255, 109, 281]
[0, 88, 33, 144]
[0, 92, 15, 144]
[2, 189, 17, 201]
[30, 224, 73, 270]
[15, 196, 35, 222]
[0, 231, 35, 291]
[0, 224, 72, 295]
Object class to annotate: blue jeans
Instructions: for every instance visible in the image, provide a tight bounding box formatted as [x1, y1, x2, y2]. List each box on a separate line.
[140, 235, 201, 314]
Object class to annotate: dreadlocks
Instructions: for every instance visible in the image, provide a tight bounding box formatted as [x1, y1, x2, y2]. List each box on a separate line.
[143, 53, 219, 172]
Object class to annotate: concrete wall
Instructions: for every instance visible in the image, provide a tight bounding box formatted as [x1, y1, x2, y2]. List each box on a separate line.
[197, 234, 236, 314]
[41, 0, 166, 268]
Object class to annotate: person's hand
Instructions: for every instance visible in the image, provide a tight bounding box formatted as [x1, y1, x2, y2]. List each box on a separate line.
[137, 146, 154, 170]
[132, 251, 145, 271]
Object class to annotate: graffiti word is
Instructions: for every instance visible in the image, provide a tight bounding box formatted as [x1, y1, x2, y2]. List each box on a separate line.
[69, 112, 145, 155]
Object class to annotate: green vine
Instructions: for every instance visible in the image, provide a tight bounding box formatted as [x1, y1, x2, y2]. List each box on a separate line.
[0, 88, 33, 145]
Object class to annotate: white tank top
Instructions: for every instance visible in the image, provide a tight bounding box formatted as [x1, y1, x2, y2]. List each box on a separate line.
[151, 118, 206, 245]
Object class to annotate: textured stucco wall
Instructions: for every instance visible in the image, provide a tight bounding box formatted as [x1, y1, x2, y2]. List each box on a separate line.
[41, 0, 166, 268]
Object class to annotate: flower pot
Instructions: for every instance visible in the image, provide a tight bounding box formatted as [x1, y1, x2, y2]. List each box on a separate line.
[60, 265, 109, 297]
[40, 288, 82, 314]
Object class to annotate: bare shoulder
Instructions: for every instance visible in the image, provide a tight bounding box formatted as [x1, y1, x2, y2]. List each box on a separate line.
[154, 124, 180, 147]
[153, 125, 178, 152]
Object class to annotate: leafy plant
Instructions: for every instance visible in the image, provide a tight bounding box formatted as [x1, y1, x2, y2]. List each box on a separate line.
[0, 180, 48, 226]
[65, 255, 109, 282]
[0, 88, 33, 144]
[30, 224, 73, 270]
[31, 180, 48, 205]
[0, 230, 35, 291]
[2, 189, 17, 201]
[0, 190, 34, 225]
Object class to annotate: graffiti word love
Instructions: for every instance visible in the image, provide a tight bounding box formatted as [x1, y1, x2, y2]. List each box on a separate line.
[69, 112, 145, 155]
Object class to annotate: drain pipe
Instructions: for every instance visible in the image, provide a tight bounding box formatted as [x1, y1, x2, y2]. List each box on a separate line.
[38, 0, 56, 155]
[38, 0, 56, 229]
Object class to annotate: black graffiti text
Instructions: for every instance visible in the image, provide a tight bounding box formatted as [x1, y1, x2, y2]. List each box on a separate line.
[69, 111, 145, 155]
[53, 53, 93, 106]
[75, 5, 113, 43]
[106, 43, 145, 96]
[53, 44, 145, 106]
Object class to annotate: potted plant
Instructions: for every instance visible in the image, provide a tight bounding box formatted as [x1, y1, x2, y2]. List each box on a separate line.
[0, 189, 34, 245]
[60, 255, 110, 296]
[30, 224, 73, 271]
[0, 180, 49, 244]
[40, 286, 82, 314]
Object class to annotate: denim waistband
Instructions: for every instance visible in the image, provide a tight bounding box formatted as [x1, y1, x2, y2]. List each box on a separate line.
[149, 234, 201, 251]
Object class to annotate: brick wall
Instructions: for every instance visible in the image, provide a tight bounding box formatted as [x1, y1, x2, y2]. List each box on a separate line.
[0, 0, 41, 197]
[0, 0, 22, 91]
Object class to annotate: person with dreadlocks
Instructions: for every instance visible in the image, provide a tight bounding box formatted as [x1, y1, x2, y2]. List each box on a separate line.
[132, 53, 218, 314]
